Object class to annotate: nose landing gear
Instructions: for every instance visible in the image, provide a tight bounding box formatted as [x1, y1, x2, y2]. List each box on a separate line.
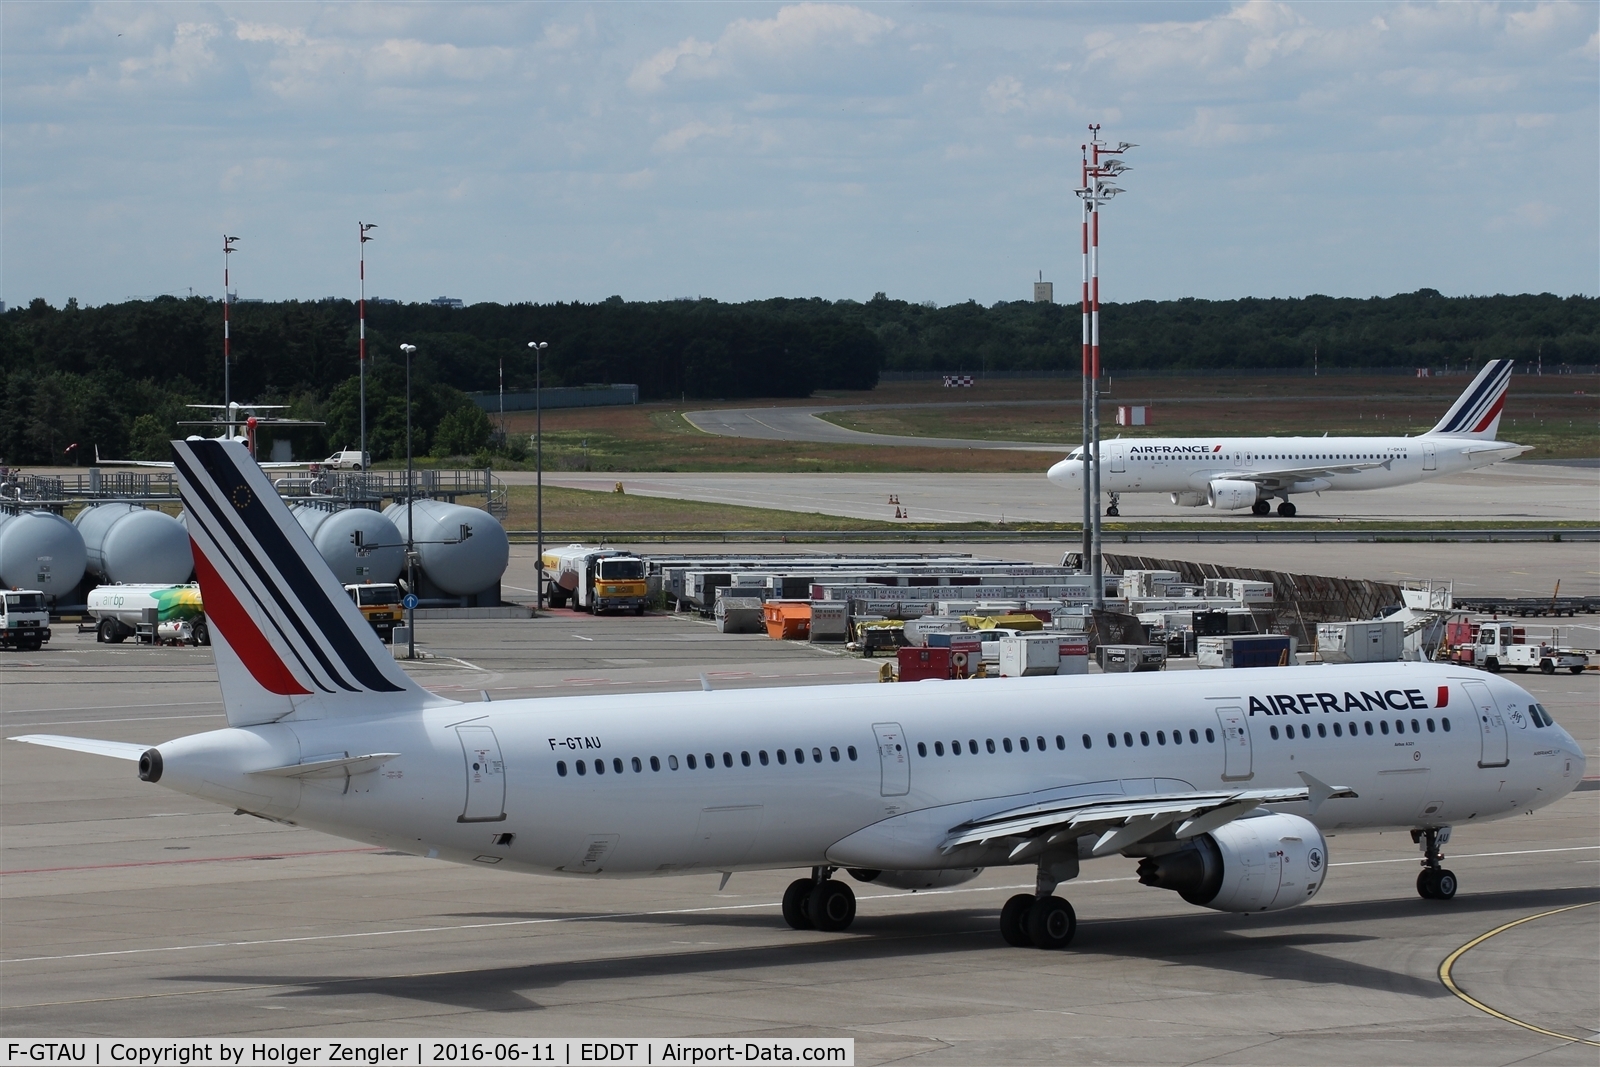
[1413, 827, 1457, 900]
[1105, 492, 1121, 518]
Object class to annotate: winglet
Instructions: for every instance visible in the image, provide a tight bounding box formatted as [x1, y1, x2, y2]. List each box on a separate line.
[700, 674, 713, 692]
[1297, 770, 1358, 815]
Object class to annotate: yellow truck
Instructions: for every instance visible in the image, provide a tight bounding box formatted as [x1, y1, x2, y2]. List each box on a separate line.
[344, 582, 403, 642]
[542, 544, 649, 615]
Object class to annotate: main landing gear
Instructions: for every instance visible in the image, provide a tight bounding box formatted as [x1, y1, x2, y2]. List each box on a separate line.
[1250, 499, 1297, 517]
[782, 867, 857, 932]
[998, 864, 1078, 950]
[1413, 827, 1457, 901]
[1105, 493, 1121, 518]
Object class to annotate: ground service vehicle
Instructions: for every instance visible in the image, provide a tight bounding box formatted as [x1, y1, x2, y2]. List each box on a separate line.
[345, 582, 403, 642]
[86, 583, 207, 645]
[542, 544, 648, 614]
[1466, 620, 1588, 675]
[322, 450, 370, 471]
[1, 589, 50, 651]
[10, 439, 1586, 953]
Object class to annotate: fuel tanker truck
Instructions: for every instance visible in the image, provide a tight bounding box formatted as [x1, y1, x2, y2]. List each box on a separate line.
[86, 583, 208, 645]
[542, 544, 649, 614]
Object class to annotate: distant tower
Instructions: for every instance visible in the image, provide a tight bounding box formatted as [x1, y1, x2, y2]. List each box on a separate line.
[1033, 271, 1053, 303]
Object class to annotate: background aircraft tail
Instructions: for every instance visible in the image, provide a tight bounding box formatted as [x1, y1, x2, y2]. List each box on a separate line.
[173, 438, 450, 727]
[1427, 359, 1513, 439]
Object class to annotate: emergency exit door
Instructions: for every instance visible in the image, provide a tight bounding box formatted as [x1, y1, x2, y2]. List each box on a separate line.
[457, 725, 507, 822]
[1109, 442, 1126, 473]
[872, 722, 910, 796]
[1216, 707, 1253, 781]
[1462, 681, 1509, 768]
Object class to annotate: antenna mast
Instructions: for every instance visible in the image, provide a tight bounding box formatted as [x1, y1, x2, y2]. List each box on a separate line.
[223, 235, 239, 418]
[1075, 125, 1133, 612]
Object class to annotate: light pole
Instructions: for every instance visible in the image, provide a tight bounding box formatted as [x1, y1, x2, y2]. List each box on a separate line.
[528, 341, 548, 610]
[400, 343, 417, 658]
[222, 235, 239, 413]
[359, 223, 377, 468]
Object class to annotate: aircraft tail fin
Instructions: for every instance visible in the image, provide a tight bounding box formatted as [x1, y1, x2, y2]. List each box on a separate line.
[1427, 359, 1514, 439]
[172, 438, 450, 727]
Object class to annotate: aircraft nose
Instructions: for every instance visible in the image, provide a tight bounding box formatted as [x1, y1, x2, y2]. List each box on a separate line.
[1047, 458, 1080, 488]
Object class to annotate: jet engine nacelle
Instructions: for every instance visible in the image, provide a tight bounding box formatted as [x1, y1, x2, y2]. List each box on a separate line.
[1207, 479, 1260, 511]
[846, 868, 983, 890]
[1134, 813, 1327, 912]
[1169, 491, 1207, 507]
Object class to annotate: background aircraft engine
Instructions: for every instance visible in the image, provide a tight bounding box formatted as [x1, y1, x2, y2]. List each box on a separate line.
[1206, 479, 1260, 511]
[1134, 813, 1326, 913]
[846, 868, 983, 890]
[1169, 491, 1207, 507]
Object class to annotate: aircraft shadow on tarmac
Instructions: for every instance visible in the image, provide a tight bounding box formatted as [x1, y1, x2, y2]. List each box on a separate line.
[165, 886, 1597, 1014]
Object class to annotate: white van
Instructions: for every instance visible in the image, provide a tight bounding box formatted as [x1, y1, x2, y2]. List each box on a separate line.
[322, 450, 370, 470]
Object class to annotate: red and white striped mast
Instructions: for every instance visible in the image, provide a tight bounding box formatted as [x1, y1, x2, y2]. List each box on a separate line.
[1075, 124, 1133, 611]
[222, 234, 239, 430]
[359, 222, 377, 466]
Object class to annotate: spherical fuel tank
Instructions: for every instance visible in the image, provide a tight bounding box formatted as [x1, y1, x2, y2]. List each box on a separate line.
[291, 506, 404, 586]
[74, 503, 193, 585]
[0, 510, 88, 598]
[384, 500, 508, 596]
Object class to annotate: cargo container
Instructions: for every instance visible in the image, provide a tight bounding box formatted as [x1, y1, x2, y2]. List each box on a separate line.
[1316, 620, 1404, 663]
[1097, 643, 1167, 672]
[998, 634, 1062, 677]
[1198, 634, 1296, 668]
[1057, 635, 1090, 675]
[898, 646, 953, 682]
[808, 601, 848, 643]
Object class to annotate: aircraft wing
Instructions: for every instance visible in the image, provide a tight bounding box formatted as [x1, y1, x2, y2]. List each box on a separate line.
[1215, 459, 1389, 490]
[941, 772, 1355, 859]
[9, 734, 149, 760]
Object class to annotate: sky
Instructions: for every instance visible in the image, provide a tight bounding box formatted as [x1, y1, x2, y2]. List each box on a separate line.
[4, 1, 1597, 309]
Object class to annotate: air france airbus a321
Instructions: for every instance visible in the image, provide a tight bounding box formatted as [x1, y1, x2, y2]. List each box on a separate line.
[11, 440, 1583, 949]
[1048, 358, 1529, 517]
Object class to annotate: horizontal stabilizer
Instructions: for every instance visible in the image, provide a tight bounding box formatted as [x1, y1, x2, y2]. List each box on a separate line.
[8, 734, 149, 761]
[251, 753, 401, 778]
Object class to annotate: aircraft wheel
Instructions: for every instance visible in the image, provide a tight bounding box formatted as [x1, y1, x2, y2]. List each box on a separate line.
[1026, 896, 1076, 949]
[1000, 894, 1035, 947]
[1540, 660, 1555, 674]
[1251, 500, 1270, 516]
[1105, 506, 1120, 517]
[1277, 501, 1297, 517]
[1417, 869, 1438, 899]
[1434, 870, 1458, 900]
[781, 878, 815, 930]
[808, 879, 856, 932]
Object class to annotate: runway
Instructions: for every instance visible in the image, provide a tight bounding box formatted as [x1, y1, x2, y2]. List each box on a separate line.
[531, 462, 1599, 526]
[4, 605, 1596, 1061]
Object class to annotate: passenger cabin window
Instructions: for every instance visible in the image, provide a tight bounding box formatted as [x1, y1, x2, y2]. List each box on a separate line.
[986, 739, 996, 754]
[1364, 722, 1374, 736]
[1205, 729, 1215, 743]
[686, 754, 697, 769]
[935, 741, 945, 756]
[759, 750, 770, 765]
[1082, 734, 1092, 749]
[557, 761, 568, 776]
[777, 749, 787, 765]
[1055, 735, 1065, 750]
[576, 760, 587, 776]
[651, 756, 661, 771]
[669, 755, 679, 770]
[917, 742, 928, 757]
[594, 759, 605, 775]
[1107, 733, 1117, 749]
[613, 758, 624, 774]
[741, 751, 751, 766]
[1442, 717, 1452, 731]
[1003, 738, 1014, 753]
[848, 746, 858, 760]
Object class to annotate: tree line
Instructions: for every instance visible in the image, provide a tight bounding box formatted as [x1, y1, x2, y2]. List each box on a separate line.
[0, 289, 1593, 464]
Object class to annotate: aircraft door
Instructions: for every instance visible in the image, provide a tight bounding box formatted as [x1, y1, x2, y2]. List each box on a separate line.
[1423, 442, 1437, 471]
[457, 725, 507, 822]
[1462, 681, 1509, 767]
[1109, 442, 1126, 473]
[872, 722, 910, 796]
[1216, 707, 1253, 781]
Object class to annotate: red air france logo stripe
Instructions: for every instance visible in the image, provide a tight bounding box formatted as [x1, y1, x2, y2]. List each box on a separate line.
[191, 538, 311, 696]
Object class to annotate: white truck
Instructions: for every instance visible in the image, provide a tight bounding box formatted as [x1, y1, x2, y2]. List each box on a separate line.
[541, 544, 649, 614]
[321, 450, 370, 471]
[86, 583, 209, 646]
[1474, 620, 1588, 675]
[1, 589, 51, 651]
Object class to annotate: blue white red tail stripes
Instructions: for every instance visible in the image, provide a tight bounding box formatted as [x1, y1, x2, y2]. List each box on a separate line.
[173, 439, 443, 727]
[1428, 360, 1514, 439]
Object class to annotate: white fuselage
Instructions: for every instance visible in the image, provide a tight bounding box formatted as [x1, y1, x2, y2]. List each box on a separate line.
[152, 663, 1582, 879]
[1046, 433, 1525, 503]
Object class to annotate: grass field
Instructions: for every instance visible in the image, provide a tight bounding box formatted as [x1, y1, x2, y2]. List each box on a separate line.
[479, 375, 1598, 472]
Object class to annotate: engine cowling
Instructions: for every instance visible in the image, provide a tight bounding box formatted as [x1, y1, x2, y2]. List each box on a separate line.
[1134, 813, 1327, 912]
[847, 868, 983, 890]
[1207, 479, 1260, 511]
[1169, 491, 1207, 507]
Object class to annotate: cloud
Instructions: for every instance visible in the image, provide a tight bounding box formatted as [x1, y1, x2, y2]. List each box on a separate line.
[627, 3, 895, 93]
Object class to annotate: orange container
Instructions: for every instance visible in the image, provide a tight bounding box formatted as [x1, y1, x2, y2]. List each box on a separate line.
[763, 600, 812, 640]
